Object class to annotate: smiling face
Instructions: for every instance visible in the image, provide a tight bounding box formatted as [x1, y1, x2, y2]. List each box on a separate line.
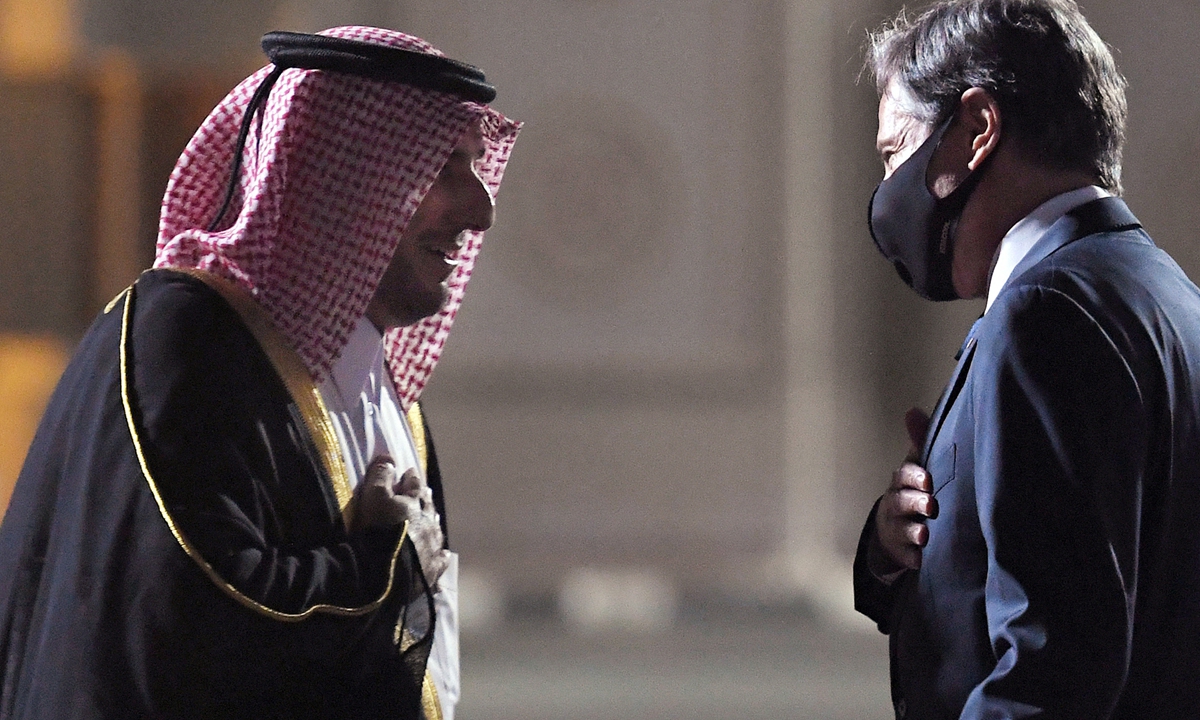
[365, 123, 495, 330]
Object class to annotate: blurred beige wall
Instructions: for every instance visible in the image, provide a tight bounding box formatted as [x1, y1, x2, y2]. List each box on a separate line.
[0, 0, 1196, 622]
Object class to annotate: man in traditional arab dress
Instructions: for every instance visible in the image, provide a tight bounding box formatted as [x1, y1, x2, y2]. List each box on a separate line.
[0, 26, 519, 719]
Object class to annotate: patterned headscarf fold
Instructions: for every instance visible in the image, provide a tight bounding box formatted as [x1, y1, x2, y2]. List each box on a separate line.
[155, 26, 519, 408]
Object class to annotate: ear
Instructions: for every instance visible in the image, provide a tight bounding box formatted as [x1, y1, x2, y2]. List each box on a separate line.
[958, 87, 1001, 171]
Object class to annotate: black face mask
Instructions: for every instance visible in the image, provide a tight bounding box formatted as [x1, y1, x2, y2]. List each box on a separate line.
[867, 116, 989, 301]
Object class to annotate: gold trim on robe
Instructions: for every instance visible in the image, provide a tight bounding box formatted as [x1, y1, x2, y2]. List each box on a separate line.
[171, 268, 353, 518]
[407, 402, 428, 472]
[403, 402, 443, 720]
[422, 672, 443, 720]
[117, 276, 411, 622]
[399, 628, 444, 720]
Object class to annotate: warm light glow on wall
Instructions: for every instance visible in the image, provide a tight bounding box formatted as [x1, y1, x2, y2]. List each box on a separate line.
[0, 336, 68, 510]
[94, 49, 145, 309]
[0, 0, 75, 78]
[0, 0, 78, 511]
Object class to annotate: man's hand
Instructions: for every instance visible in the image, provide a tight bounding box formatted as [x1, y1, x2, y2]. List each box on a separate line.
[872, 407, 939, 573]
[352, 457, 450, 589]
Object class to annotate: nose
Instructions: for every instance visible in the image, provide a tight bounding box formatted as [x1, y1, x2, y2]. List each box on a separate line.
[462, 171, 495, 233]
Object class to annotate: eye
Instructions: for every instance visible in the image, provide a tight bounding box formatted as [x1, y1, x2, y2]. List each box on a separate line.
[880, 151, 897, 174]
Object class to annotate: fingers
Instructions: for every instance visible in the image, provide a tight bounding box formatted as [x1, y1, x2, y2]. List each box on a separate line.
[421, 548, 452, 590]
[906, 521, 928, 546]
[397, 494, 442, 527]
[886, 535, 925, 570]
[874, 409, 935, 573]
[876, 493, 931, 571]
[904, 407, 931, 461]
[395, 468, 434, 513]
[417, 554, 450, 593]
[393, 493, 422, 518]
[364, 456, 397, 488]
[879, 484, 936, 530]
[353, 460, 435, 531]
[395, 468, 421, 496]
[876, 457, 938, 571]
[353, 459, 447, 589]
[891, 486, 939, 519]
[405, 512, 448, 588]
[892, 461, 935, 497]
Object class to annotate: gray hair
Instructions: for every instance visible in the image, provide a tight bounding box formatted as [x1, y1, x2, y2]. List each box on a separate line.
[865, 0, 1127, 193]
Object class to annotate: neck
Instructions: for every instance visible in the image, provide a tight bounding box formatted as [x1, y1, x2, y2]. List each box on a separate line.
[952, 152, 1098, 299]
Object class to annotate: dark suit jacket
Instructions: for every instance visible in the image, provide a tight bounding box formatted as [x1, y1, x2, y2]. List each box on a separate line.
[854, 197, 1200, 719]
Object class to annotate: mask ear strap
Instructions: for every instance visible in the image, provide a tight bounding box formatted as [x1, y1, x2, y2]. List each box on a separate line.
[206, 64, 285, 233]
[918, 115, 956, 193]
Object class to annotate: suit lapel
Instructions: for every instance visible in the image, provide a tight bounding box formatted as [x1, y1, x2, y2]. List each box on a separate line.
[919, 198, 1142, 463]
[922, 328, 978, 465]
[919, 198, 1142, 467]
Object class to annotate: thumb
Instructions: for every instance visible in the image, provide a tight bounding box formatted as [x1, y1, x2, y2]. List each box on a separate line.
[904, 407, 931, 455]
[364, 456, 397, 489]
[395, 468, 422, 497]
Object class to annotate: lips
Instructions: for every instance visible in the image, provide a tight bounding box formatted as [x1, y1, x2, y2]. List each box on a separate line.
[423, 237, 465, 280]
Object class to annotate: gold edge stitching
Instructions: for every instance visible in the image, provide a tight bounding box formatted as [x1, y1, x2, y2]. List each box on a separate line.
[288, 381, 352, 514]
[407, 402, 428, 474]
[398, 402, 439, 720]
[119, 279, 411, 621]
[170, 268, 354, 518]
[422, 671, 444, 720]
[104, 287, 129, 314]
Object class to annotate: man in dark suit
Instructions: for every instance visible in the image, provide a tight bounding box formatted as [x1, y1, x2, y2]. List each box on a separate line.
[854, 1, 1200, 717]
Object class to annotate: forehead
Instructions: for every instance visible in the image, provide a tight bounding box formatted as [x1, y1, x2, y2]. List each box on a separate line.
[875, 81, 934, 159]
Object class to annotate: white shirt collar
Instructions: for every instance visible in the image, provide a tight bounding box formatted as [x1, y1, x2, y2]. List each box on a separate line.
[984, 185, 1111, 313]
[327, 316, 386, 406]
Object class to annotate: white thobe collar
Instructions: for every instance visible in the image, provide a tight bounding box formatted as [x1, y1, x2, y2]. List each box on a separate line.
[984, 185, 1110, 313]
[328, 316, 387, 408]
[319, 317, 460, 719]
[320, 316, 417, 488]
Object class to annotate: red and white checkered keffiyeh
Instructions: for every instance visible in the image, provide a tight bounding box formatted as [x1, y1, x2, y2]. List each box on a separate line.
[154, 26, 519, 408]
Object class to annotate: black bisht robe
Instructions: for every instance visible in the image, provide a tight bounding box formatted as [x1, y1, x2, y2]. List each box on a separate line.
[0, 269, 437, 719]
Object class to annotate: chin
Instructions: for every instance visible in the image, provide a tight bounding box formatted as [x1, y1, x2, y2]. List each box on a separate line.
[398, 292, 450, 327]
